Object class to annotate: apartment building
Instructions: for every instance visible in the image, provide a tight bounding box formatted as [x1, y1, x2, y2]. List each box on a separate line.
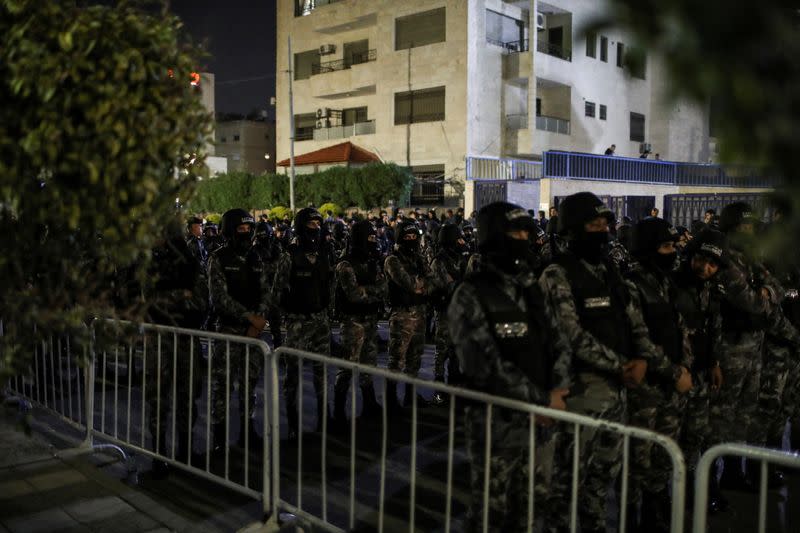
[276, 0, 713, 208]
[215, 119, 277, 174]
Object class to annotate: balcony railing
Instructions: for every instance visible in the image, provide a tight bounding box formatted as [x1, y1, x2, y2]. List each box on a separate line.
[536, 39, 572, 61]
[466, 156, 543, 181]
[535, 115, 571, 135]
[312, 49, 377, 75]
[294, 0, 342, 17]
[542, 151, 779, 187]
[488, 38, 530, 53]
[506, 114, 528, 130]
[295, 128, 315, 141]
[466, 152, 779, 188]
[312, 120, 375, 141]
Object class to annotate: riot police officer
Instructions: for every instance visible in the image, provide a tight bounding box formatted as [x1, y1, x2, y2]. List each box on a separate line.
[273, 207, 334, 438]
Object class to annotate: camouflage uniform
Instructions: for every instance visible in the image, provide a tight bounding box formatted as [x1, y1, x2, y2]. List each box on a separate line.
[207, 244, 272, 431]
[384, 250, 429, 380]
[709, 249, 775, 445]
[333, 255, 387, 416]
[146, 236, 208, 460]
[625, 263, 691, 520]
[449, 265, 571, 533]
[428, 248, 467, 383]
[539, 256, 674, 533]
[273, 239, 334, 434]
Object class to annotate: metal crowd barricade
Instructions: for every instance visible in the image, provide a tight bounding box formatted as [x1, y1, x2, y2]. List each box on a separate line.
[86, 319, 274, 518]
[269, 346, 687, 533]
[692, 443, 800, 533]
[3, 323, 89, 432]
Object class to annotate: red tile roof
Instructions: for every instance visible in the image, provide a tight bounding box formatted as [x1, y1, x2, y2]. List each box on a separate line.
[277, 141, 380, 167]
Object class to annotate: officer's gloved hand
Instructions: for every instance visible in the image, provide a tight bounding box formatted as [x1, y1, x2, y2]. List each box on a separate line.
[622, 359, 647, 388]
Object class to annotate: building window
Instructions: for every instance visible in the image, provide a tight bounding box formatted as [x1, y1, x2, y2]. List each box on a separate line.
[233, 134, 240, 142]
[600, 36, 608, 62]
[536, 98, 542, 116]
[395, 7, 446, 51]
[586, 32, 596, 58]
[631, 52, 647, 80]
[294, 49, 319, 81]
[294, 113, 317, 141]
[617, 42, 624, 67]
[395, 86, 446, 124]
[630, 112, 645, 142]
[599, 104, 607, 120]
[342, 106, 369, 126]
[585, 101, 596, 118]
[486, 9, 524, 48]
[220, 136, 227, 142]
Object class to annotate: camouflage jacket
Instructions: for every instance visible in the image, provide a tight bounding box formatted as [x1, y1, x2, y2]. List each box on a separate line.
[208, 245, 272, 326]
[539, 255, 678, 382]
[335, 257, 388, 309]
[448, 264, 571, 405]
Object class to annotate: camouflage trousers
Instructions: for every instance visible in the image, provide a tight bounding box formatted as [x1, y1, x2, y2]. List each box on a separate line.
[144, 333, 202, 456]
[628, 382, 687, 500]
[709, 331, 764, 444]
[545, 373, 626, 533]
[283, 312, 331, 432]
[680, 373, 713, 473]
[209, 326, 266, 428]
[335, 314, 379, 390]
[463, 406, 552, 533]
[433, 310, 462, 384]
[755, 340, 794, 447]
[388, 306, 426, 377]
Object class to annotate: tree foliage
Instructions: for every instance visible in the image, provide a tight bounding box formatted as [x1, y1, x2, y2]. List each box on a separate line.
[0, 0, 211, 373]
[188, 163, 414, 214]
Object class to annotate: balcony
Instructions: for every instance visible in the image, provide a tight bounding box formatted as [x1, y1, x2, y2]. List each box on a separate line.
[312, 120, 375, 141]
[312, 49, 376, 75]
[466, 156, 543, 181]
[535, 115, 570, 135]
[506, 114, 528, 130]
[537, 39, 571, 61]
[294, 0, 342, 17]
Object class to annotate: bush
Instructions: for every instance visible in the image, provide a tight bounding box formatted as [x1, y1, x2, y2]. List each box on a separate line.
[319, 202, 342, 217]
[268, 206, 293, 221]
[205, 213, 221, 225]
[0, 0, 211, 374]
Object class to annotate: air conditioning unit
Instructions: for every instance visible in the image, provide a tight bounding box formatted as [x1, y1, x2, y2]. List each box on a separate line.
[640, 142, 652, 154]
[316, 107, 331, 118]
[536, 12, 545, 31]
[315, 119, 331, 129]
[319, 44, 336, 55]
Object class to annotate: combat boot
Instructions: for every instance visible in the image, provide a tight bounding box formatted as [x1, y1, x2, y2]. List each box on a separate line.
[386, 380, 402, 415]
[431, 374, 446, 406]
[332, 379, 350, 433]
[315, 396, 334, 433]
[237, 413, 262, 452]
[359, 383, 382, 420]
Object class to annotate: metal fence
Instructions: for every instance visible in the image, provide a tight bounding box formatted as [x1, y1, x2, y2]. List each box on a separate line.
[663, 192, 774, 228]
[466, 156, 543, 181]
[269, 346, 687, 533]
[535, 115, 571, 135]
[693, 444, 800, 533]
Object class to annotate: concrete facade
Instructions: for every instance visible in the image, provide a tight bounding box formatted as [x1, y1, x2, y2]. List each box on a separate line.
[276, 0, 713, 208]
[215, 120, 277, 174]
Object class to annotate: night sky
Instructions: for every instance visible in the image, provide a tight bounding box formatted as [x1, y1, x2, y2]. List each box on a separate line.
[169, 0, 277, 117]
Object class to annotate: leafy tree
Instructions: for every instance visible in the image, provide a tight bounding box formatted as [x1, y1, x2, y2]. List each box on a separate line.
[0, 0, 210, 374]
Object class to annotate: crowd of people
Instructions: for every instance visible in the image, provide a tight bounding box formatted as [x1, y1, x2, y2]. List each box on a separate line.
[143, 193, 799, 532]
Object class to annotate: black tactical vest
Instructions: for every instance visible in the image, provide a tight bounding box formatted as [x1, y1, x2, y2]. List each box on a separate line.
[388, 252, 427, 308]
[335, 256, 380, 316]
[467, 272, 552, 393]
[216, 245, 264, 316]
[555, 255, 633, 372]
[628, 269, 683, 364]
[281, 243, 331, 314]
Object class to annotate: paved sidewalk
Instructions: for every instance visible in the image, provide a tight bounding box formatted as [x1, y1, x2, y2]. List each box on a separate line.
[0, 402, 270, 533]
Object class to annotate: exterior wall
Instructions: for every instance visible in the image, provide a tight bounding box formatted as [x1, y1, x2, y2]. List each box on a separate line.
[199, 72, 216, 156]
[277, 0, 469, 207]
[215, 120, 277, 174]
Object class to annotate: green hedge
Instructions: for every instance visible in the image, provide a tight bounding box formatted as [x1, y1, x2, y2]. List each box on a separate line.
[187, 162, 413, 214]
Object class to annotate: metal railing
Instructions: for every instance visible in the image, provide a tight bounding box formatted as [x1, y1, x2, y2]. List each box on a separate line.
[295, 128, 315, 141]
[295, 0, 342, 17]
[466, 156, 543, 181]
[409, 178, 445, 205]
[506, 113, 528, 130]
[269, 346, 687, 533]
[693, 444, 800, 533]
[535, 115, 571, 135]
[541, 151, 779, 187]
[313, 120, 375, 141]
[537, 39, 572, 61]
[487, 38, 530, 53]
[312, 49, 377, 75]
